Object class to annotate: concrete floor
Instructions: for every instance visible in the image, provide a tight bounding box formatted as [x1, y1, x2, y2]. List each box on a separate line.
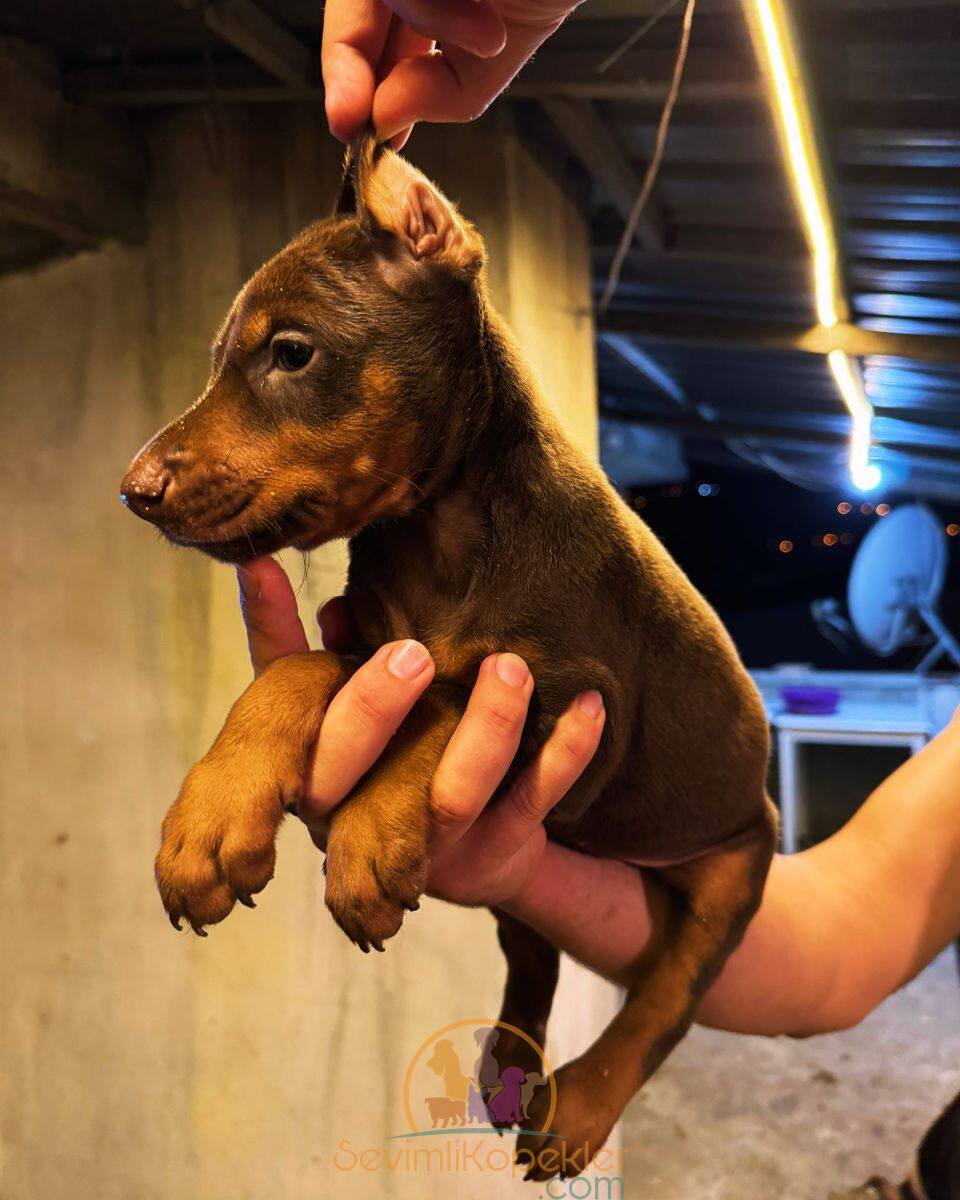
[623, 949, 959, 1200]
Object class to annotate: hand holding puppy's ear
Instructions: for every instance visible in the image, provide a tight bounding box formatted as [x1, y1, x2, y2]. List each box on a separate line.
[337, 135, 484, 273]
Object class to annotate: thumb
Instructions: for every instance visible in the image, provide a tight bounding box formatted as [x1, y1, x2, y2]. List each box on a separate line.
[371, 22, 560, 141]
[237, 557, 309, 676]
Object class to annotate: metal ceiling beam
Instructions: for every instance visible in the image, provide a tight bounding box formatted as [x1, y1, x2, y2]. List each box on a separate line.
[178, 0, 314, 89]
[600, 312, 960, 365]
[598, 406, 960, 463]
[511, 78, 759, 104]
[600, 332, 690, 407]
[540, 98, 664, 250]
[570, 0, 728, 16]
[0, 38, 144, 248]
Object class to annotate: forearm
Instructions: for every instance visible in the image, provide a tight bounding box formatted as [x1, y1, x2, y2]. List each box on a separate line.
[504, 717, 960, 1037]
[502, 841, 660, 987]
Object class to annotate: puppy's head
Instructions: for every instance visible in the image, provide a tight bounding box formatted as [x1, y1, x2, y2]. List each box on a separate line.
[120, 136, 485, 562]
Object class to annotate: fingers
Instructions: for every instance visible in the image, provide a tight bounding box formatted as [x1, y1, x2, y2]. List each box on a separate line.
[384, 1, 506, 57]
[428, 653, 534, 852]
[482, 691, 605, 849]
[377, 13, 433, 83]
[374, 13, 432, 149]
[321, 0, 393, 141]
[371, 24, 559, 142]
[321, 0, 507, 143]
[237, 558, 309, 677]
[317, 595, 360, 654]
[299, 640, 435, 825]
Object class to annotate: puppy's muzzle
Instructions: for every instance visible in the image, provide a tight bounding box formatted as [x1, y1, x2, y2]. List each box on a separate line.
[121, 444, 253, 537]
[120, 454, 173, 524]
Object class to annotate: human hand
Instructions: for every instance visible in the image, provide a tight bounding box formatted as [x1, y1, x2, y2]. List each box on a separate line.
[321, 0, 582, 148]
[236, 556, 604, 907]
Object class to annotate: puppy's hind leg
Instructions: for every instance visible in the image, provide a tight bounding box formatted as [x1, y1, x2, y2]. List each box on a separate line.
[517, 799, 778, 1181]
[489, 910, 560, 1084]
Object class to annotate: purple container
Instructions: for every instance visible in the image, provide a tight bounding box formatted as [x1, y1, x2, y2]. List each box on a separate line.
[780, 686, 840, 716]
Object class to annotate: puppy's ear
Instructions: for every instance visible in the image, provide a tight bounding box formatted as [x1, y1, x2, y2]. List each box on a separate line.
[339, 134, 484, 275]
[333, 135, 368, 217]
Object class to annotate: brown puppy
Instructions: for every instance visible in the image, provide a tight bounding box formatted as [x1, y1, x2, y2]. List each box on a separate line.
[121, 136, 777, 1180]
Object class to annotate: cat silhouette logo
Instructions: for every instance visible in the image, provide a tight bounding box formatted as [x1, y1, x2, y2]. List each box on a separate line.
[402, 1018, 557, 1135]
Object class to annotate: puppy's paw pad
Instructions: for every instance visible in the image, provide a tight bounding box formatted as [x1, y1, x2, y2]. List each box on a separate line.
[323, 808, 426, 952]
[370, 838, 426, 913]
[324, 857, 407, 953]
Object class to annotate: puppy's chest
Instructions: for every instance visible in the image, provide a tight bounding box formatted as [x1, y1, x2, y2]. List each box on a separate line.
[350, 574, 492, 683]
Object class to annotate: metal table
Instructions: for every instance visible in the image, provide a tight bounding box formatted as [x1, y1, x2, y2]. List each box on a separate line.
[773, 702, 930, 853]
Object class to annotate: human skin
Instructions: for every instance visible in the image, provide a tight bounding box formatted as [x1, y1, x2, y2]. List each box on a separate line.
[320, 0, 583, 148]
[237, 556, 960, 1039]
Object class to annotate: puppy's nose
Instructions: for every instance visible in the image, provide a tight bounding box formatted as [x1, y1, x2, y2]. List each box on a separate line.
[120, 459, 172, 523]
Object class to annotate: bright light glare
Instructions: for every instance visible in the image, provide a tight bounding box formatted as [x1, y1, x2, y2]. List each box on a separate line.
[746, 0, 885, 493]
[852, 463, 882, 492]
[749, 0, 839, 328]
[828, 349, 880, 490]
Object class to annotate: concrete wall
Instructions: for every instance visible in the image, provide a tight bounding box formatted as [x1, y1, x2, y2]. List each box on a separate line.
[0, 105, 612, 1199]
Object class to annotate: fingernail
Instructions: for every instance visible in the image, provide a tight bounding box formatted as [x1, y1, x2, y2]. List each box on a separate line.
[577, 690, 604, 719]
[496, 653, 529, 688]
[387, 640, 430, 680]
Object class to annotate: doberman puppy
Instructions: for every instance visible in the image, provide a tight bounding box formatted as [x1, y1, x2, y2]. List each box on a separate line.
[121, 135, 778, 1180]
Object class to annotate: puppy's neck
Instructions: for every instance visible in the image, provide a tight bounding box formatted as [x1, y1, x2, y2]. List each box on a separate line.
[349, 295, 580, 632]
[421, 300, 562, 561]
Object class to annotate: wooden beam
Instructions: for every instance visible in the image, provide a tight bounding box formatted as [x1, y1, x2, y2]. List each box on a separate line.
[600, 312, 960, 365]
[0, 38, 145, 249]
[540, 98, 663, 250]
[181, 0, 315, 89]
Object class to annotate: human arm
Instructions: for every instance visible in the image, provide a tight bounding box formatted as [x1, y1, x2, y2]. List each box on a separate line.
[502, 714, 960, 1036]
[238, 557, 960, 1037]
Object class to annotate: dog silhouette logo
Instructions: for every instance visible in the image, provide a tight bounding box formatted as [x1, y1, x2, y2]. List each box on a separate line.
[403, 1018, 556, 1135]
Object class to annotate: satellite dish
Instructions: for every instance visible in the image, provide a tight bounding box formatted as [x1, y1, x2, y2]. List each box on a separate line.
[814, 504, 960, 672]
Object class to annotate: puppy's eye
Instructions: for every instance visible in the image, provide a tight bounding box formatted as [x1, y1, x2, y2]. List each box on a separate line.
[273, 338, 313, 372]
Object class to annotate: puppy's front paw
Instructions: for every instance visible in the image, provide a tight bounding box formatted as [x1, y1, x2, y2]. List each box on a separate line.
[324, 805, 426, 953]
[155, 759, 282, 936]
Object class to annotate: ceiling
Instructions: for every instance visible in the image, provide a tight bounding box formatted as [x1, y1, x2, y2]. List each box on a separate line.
[2, 0, 958, 497]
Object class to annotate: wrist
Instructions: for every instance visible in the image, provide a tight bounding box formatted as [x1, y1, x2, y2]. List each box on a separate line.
[498, 841, 557, 919]
[499, 839, 578, 922]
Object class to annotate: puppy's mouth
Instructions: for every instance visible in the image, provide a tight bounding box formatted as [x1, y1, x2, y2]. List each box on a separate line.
[163, 493, 335, 564]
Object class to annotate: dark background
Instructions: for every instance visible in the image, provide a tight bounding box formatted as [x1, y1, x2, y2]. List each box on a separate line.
[627, 462, 960, 669]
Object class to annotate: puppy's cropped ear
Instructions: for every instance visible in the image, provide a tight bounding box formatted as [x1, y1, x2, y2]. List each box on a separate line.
[334, 135, 367, 217]
[341, 134, 484, 275]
